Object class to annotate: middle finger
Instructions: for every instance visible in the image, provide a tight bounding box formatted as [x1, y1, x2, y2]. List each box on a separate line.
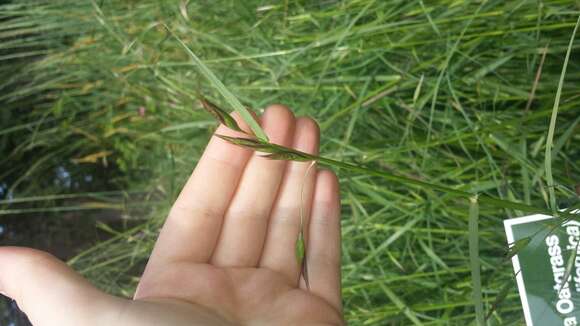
[210, 105, 295, 267]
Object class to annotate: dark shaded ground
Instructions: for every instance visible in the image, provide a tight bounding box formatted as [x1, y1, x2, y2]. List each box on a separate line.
[0, 298, 29, 326]
[0, 211, 129, 326]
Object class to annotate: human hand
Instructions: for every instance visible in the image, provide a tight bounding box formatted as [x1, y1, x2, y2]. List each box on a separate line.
[0, 105, 343, 325]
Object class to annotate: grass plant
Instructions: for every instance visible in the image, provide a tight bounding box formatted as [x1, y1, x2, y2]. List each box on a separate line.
[1, 1, 580, 324]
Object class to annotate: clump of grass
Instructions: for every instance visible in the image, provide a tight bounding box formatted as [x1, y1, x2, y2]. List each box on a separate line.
[1, 1, 580, 325]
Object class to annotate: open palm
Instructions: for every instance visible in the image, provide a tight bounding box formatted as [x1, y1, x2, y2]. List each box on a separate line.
[0, 105, 343, 326]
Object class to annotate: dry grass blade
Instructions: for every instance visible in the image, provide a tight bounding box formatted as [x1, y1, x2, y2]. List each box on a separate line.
[468, 195, 484, 326]
[197, 95, 243, 132]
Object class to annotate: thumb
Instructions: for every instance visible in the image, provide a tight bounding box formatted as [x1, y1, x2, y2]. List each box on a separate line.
[0, 247, 121, 326]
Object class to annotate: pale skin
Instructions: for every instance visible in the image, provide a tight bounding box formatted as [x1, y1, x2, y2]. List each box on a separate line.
[0, 105, 344, 325]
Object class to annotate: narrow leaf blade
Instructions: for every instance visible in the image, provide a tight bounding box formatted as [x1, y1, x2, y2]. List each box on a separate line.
[468, 195, 485, 326]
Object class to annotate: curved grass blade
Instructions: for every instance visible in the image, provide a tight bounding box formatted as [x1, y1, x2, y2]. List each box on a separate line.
[298, 161, 316, 290]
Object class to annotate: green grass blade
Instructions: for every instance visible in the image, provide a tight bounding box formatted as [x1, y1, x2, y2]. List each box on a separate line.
[169, 27, 268, 141]
[468, 195, 484, 326]
[380, 284, 424, 326]
[217, 135, 578, 218]
[545, 15, 580, 211]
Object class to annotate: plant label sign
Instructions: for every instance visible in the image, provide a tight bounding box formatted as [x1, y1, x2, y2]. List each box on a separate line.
[505, 214, 580, 326]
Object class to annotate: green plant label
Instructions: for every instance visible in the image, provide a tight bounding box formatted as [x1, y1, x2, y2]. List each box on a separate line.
[505, 214, 580, 326]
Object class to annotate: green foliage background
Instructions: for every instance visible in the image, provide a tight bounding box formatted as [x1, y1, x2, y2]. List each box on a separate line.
[1, 0, 579, 324]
